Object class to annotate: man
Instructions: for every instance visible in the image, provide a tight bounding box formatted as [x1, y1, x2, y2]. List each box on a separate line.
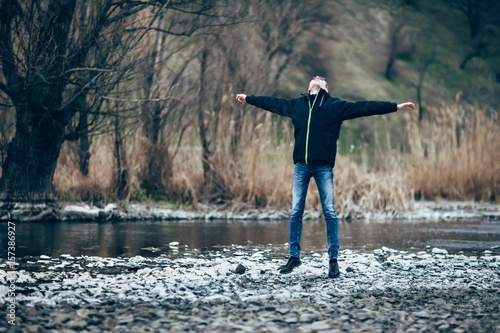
[236, 76, 415, 278]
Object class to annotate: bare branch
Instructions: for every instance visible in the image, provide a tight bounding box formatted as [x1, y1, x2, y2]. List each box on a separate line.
[0, 0, 24, 102]
[99, 96, 182, 103]
[0, 82, 8, 95]
[125, 19, 246, 37]
[58, 72, 105, 112]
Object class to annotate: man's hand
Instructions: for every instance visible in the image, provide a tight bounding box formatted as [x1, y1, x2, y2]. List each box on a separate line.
[236, 94, 247, 103]
[397, 102, 416, 111]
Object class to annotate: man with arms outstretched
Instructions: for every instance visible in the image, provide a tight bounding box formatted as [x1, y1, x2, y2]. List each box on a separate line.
[236, 76, 415, 278]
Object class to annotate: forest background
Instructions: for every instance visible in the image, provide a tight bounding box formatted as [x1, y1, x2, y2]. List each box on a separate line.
[0, 0, 499, 215]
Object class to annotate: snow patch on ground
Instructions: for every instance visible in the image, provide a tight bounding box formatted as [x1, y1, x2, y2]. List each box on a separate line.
[2, 247, 498, 308]
[57, 200, 500, 223]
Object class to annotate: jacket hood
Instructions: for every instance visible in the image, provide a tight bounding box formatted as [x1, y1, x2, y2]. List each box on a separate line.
[301, 88, 331, 100]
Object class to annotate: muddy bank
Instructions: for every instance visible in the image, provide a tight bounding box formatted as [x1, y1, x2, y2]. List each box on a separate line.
[4, 288, 499, 332]
[1, 246, 499, 332]
[2, 200, 500, 223]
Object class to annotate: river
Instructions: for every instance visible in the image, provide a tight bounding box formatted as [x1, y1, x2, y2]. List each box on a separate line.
[1, 219, 499, 258]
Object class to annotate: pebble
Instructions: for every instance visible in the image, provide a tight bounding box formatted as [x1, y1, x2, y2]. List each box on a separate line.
[234, 264, 247, 274]
[304, 320, 332, 330]
[275, 308, 290, 315]
[1, 247, 499, 332]
[414, 310, 430, 319]
[431, 248, 448, 255]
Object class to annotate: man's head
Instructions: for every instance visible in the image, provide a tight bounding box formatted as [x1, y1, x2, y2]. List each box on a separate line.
[308, 76, 328, 93]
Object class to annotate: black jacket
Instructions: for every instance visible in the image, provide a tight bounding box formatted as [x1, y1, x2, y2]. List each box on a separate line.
[245, 89, 397, 167]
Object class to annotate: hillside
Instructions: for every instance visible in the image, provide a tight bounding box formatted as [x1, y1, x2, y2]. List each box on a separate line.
[277, 0, 500, 159]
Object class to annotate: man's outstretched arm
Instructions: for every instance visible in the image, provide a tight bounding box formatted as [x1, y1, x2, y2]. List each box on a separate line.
[236, 93, 294, 117]
[338, 99, 416, 121]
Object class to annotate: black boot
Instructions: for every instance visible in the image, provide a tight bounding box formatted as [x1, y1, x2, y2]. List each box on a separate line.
[279, 256, 301, 274]
[328, 259, 340, 278]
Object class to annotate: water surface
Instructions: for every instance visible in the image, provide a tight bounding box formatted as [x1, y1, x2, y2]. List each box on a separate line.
[1, 219, 499, 258]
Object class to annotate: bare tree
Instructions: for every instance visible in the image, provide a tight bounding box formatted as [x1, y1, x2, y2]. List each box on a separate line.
[90, 1, 241, 200]
[194, 0, 317, 200]
[444, 0, 500, 69]
[112, 114, 128, 200]
[415, 46, 436, 122]
[137, 7, 202, 198]
[447, 0, 483, 39]
[458, 26, 497, 69]
[0, 0, 159, 203]
[197, 44, 214, 192]
[384, 17, 416, 80]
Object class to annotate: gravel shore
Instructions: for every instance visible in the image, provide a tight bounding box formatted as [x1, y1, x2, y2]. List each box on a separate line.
[1, 246, 499, 332]
[2, 200, 500, 223]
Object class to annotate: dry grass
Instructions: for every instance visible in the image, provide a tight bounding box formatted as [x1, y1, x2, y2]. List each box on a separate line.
[54, 139, 115, 205]
[168, 140, 410, 214]
[333, 156, 411, 215]
[51, 104, 499, 211]
[408, 105, 500, 202]
[169, 140, 295, 211]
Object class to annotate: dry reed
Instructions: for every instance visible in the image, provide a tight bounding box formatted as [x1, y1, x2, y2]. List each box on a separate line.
[407, 105, 500, 202]
[53, 139, 115, 205]
[333, 156, 411, 215]
[169, 140, 411, 214]
[51, 104, 499, 211]
[52, 127, 412, 213]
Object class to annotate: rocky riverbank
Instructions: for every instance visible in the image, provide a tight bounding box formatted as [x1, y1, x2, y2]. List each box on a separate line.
[1, 246, 499, 332]
[2, 200, 500, 223]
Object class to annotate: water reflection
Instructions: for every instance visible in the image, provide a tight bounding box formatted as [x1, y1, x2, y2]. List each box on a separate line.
[1, 219, 499, 258]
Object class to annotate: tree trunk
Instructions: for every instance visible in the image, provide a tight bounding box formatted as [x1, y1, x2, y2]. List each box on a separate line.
[466, 0, 479, 39]
[0, 0, 76, 203]
[140, 99, 174, 197]
[198, 46, 212, 190]
[77, 109, 91, 176]
[385, 56, 394, 80]
[142, 145, 172, 197]
[141, 100, 173, 197]
[416, 71, 425, 123]
[139, 13, 175, 197]
[230, 111, 242, 159]
[385, 20, 405, 81]
[113, 114, 129, 200]
[0, 105, 66, 202]
[416, 84, 424, 123]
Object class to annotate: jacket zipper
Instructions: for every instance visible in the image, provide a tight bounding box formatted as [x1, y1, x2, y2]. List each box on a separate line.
[305, 93, 319, 164]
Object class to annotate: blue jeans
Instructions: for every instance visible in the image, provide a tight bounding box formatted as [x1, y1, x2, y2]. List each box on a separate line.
[289, 162, 339, 259]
